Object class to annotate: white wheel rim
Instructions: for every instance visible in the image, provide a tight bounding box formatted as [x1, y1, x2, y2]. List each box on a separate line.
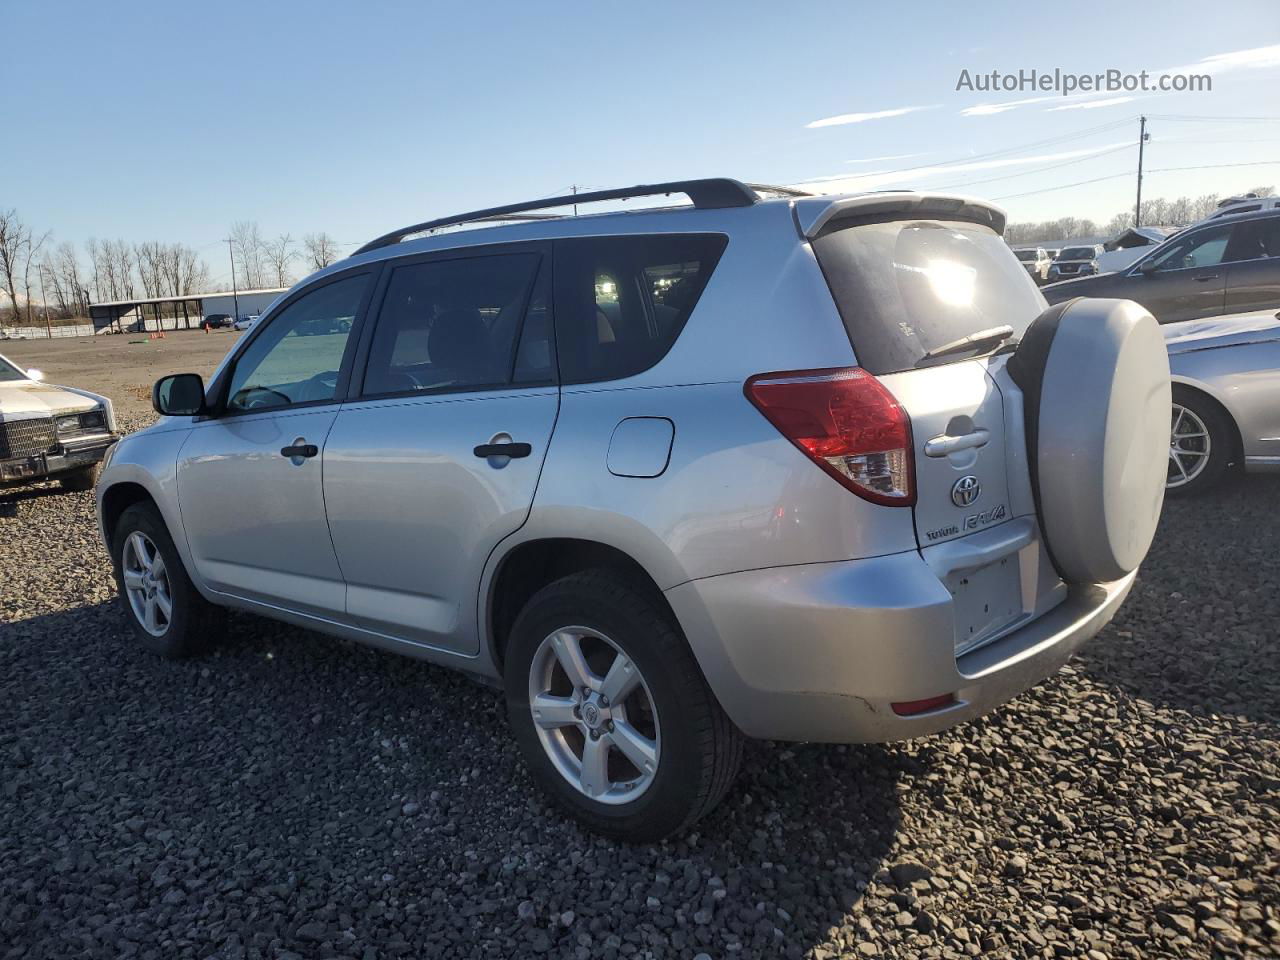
[527, 627, 661, 805]
[1167, 403, 1212, 489]
[121, 531, 173, 637]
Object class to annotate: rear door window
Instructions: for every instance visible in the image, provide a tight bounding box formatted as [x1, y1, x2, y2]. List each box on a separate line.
[362, 252, 542, 396]
[553, 234, 727, 384]
[1224, 218, 1280, 262]
[813, 220, 1046, 374]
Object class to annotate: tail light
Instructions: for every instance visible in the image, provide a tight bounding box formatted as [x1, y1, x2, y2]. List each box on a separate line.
[745, 367, 915, 506]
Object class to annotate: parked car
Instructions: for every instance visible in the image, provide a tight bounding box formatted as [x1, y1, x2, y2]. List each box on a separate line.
[232, 315, 259, 331]
[1044, 209, 1280, 324]
[0, 352, 118, 490]
[1201, 193, 1280, 223]
[96, 180, 1169, 840]
[204, 313, 233, 329]
[1013, 246, 1052, 282]
[1163, 308, 1280, 495]
[1095, 226, 1182, 275]
[1047, 244, 1104, 282]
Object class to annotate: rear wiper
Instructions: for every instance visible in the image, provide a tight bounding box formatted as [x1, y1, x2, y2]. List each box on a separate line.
[916, 325, 1015, 365]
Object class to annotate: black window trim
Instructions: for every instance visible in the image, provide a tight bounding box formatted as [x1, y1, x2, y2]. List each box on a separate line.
[203, 265, 382, 421]
[551, 231, 729, 387]
[346, 240, 555, 403]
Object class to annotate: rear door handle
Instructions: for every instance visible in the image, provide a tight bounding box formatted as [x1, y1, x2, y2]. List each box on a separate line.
[280, 441, 319, 460]
[474, 442, 532, 459]
[1194, 274, 1220, 282]
[924, 428, 990, 458]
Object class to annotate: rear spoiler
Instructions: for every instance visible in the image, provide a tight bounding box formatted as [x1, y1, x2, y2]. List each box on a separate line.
[793, 192, 1007, 239]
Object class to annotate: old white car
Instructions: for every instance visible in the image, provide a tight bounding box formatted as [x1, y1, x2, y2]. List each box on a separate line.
[0, 352, 117, 491]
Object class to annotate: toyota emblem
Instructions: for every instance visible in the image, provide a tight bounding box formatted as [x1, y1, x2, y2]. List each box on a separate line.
[951, 475, 981, 507]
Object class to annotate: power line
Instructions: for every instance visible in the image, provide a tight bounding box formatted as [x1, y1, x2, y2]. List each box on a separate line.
[831, 116, 1138, 184]
[992, 159, 1280, 201]
[993, 171, 1132, 201]
[928, 143, 1133, 192]
[1146, 115, 1280, 123]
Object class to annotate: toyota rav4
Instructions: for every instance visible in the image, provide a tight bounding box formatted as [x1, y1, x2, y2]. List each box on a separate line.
[96, 179, 1170, 840]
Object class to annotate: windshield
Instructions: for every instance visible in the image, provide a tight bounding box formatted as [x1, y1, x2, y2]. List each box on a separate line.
[1014, 249, 1038, 261]
[813, 220, 1047, 374]
[1059, 247, 1095, 260]
[0, 355, 28, 382]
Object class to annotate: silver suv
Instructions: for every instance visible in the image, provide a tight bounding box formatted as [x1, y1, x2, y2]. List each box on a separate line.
[96, 179, 1171, 840]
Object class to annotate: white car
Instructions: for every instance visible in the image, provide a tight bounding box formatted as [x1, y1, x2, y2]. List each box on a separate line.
[0, 352, 118, 490]
[1013, 247, 1052, 282]
[233, 315, 259, 331]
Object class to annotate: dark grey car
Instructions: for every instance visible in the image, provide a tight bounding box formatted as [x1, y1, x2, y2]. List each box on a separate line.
[1043, 210, 1280, 323]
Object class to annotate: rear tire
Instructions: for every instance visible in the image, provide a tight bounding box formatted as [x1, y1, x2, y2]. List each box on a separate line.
[504, 570, 743, 841]
[111, 502, 223, 658]
[58, 464, 99, 492]
[1167, 388, 1234, 497]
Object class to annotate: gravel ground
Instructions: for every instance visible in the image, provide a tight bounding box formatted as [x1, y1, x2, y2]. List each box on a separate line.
[2, 406, 1278, 959]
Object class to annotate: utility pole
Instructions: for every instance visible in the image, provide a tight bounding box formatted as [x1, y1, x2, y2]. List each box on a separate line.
[1134, 115, 1149, 228]
[227, 238, 241, 321]
[39, 265, 52, 338]
[572, 184, 578, 217]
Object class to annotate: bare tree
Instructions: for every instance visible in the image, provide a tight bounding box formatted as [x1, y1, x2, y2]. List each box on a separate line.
[41, 242, 90, 318]
[303, 232, 340, 271]
[136, 241, 166, 298]
[230, 220, 266, 288]
[0, 210, 50, 325]
[263, 233, 296, 287]
[85, 238, 137, 302]
[0, 209, 31, 321]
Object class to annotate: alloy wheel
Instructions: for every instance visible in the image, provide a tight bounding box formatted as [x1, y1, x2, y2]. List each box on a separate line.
[1167, 403, 1211, 489]
[121, 531, 173, 637]
[527, 627, 661, 805]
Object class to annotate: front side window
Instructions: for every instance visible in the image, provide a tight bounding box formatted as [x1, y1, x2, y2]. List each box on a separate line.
[363, 253, 542, 396]
[1147, 225, 1231, 272]
[226, 274, 368, 412]
[554, 234, 727, 384]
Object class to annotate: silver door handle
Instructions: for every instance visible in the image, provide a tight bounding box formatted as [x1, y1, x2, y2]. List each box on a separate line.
[924, 429, 990, 458]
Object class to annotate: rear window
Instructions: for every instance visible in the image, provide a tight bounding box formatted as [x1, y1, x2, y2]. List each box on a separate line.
[813, 220, 1046, 375]
[553, 234, 727, 384]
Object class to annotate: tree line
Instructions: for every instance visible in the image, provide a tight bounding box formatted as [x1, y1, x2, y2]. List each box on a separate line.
[0, 208, 342, 326]
[1003, 185, 1276, 245]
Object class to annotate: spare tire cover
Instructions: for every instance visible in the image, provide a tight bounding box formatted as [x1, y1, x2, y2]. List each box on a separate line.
[1008, 297, 1170, 584]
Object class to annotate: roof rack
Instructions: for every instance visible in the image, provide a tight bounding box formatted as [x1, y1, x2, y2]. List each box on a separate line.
[352, 178, 805, 255]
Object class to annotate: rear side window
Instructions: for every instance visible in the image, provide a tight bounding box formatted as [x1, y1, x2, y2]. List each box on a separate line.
[554, 234, 727, 384]
[1224, 218, 1280, 261]
[813, 220, 1046, 375]
[363, 253, 542, 396]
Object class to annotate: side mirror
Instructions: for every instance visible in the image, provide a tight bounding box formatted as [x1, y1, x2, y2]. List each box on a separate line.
[25, 368, 43, 381]
[153, 373, 207, 417]
[1139, 260, 1157, 276]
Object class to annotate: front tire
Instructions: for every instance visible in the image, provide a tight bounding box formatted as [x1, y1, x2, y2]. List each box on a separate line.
[111, 502, 223, 657]
[58, 464, 99, 492]
[504, 570, 743, 841]
[1167, 389, 1234, 496]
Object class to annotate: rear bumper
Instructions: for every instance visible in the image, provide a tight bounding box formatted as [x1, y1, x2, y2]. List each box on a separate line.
[0, 436, 114, 487]
[666, 540, 1135, 743]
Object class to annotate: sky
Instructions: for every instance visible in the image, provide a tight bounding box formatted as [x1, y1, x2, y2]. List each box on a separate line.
[4, 0, 1279, 287]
